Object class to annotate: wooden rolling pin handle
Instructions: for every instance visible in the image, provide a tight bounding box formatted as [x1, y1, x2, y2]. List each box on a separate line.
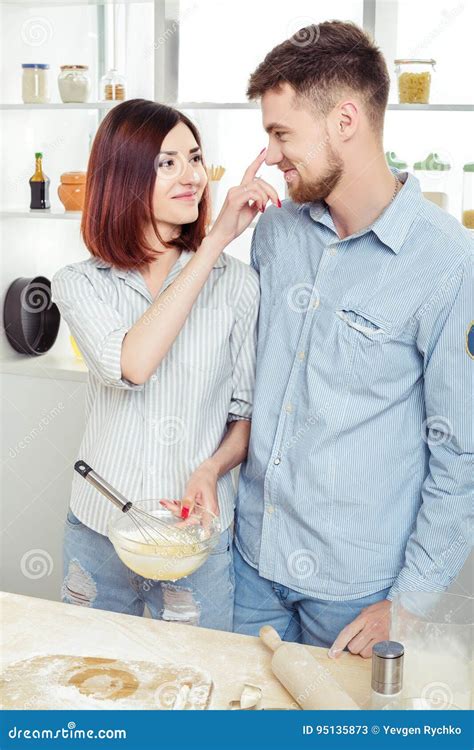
[260, 625, 283, 652]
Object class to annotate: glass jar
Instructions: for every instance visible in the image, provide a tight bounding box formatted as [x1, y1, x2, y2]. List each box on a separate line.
[100, 68, 126, 101]
[413, 152, 450, 210]
[58, 65, 91, 103]
[22, 63, 50, 104]
[394, 59, 436, 104]
[462, 163, 474, 230]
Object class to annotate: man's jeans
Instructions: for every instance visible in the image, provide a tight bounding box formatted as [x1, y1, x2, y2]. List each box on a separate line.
[233, 544, 390, 647]
[62, 507, 234, 631]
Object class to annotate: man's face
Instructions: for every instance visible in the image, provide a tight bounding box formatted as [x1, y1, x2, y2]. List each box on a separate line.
[261, 82, 343, 203]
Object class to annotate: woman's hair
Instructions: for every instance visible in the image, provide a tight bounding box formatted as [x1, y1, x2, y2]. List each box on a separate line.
[81, 99, 210, 270]
[247, 20, 390, 133]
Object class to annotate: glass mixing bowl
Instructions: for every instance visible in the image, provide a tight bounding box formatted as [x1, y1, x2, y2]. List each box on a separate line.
[108, 500, 221, 581]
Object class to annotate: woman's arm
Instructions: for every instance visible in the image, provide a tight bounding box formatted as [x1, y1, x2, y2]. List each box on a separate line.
[121, 237, 224, 384]
[200, 419, 251, 479]
[160, 419, 252, 517]
[121, 150, 279, 385]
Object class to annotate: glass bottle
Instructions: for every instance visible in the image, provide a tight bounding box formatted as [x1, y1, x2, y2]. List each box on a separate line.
[29, 152, 51, 210]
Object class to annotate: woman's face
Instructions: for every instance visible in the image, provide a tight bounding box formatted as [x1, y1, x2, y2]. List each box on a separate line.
[152, 122, 208, 229]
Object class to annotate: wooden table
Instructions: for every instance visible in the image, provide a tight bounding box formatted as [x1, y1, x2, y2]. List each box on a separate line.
[0, 591, 372, 709]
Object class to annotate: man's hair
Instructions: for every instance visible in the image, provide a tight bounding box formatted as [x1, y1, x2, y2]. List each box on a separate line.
[247, 20, 390, 132]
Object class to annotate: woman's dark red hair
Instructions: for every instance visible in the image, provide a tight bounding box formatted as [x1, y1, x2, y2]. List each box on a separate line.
[81, 99, 210, 270]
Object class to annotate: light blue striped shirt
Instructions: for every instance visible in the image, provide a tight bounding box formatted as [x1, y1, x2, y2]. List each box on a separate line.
[235, 171, 473, 601]
[52, 249, 259, 536]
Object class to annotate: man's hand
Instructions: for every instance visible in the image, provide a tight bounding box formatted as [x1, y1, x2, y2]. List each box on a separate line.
[328, 599, 392, 659]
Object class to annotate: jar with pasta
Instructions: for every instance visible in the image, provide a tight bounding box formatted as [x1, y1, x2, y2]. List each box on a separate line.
[394, 59, 436, 104]
[462, 163, 474, 230]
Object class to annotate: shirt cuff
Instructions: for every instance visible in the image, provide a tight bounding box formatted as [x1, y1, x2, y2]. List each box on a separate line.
[100, 327, 144, 390]
[387, 567, 448, 601]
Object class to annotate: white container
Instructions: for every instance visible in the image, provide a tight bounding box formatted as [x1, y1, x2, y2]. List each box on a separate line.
[58, 65, 91, 103]
[462, 162, 474, 230]
[22, 63, 50, 104]
[413, 152, 451, 210]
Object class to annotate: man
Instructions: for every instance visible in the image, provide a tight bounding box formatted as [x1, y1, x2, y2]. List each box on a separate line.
[233, 20, 473, 657]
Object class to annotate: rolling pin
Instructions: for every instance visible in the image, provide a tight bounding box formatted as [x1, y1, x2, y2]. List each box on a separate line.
[260, 625, 360, 710]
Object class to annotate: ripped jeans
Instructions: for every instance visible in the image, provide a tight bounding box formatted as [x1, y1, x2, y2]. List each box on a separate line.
[62, 508, 234, 631]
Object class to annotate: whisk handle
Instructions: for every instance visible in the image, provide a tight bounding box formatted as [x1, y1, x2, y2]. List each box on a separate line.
[74, 460, 92, 478]
[74, 459, 133, 513]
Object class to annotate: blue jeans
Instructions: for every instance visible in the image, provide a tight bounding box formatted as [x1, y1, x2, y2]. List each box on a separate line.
[233, 544, 390, 647]
[62, 508, 234, 631]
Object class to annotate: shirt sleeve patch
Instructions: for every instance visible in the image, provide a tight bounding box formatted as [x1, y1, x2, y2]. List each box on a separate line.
[466, 321, 474, 359]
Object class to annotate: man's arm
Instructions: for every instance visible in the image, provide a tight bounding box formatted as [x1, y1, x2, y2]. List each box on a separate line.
[329, 253, 474, 659]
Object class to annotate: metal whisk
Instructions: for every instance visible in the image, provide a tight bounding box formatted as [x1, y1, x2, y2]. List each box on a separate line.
[74, 460, 194, 546]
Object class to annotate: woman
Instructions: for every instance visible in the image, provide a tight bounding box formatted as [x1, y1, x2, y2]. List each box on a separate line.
[52, 98, 280, 630]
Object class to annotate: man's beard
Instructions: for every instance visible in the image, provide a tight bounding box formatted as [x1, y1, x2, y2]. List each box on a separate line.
[289, 144, 344, 204]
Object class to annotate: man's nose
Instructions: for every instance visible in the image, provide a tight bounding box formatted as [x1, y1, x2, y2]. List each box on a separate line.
[265, 142, 282, 167]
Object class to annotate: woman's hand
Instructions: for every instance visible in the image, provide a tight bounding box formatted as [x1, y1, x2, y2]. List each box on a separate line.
[159, 461, 220, 519]
[207, 148, 281, 248]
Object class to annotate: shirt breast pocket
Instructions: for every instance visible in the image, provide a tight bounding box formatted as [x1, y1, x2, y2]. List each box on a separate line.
[335, 307, 395, 345]
[172, 306, 234, 376]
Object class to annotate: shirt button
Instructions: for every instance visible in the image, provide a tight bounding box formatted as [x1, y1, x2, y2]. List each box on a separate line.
[312, 298, 320, 309]
[298, 350, 305, 360]
[273, 457, 281, 466]
[285, 403, 293, 413]
[267, 505, 274, 514]
[329, 247, 337, 256]
[150, 374, 158, 382]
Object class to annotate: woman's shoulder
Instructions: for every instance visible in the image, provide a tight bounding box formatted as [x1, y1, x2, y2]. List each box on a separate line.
[51, 257, 113, 302]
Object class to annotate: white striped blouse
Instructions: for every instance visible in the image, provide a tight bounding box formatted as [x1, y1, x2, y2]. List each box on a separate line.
[51, 249, 259, 535]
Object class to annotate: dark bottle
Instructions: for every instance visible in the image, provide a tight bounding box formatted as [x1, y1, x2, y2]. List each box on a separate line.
[29, 152, 51, 209]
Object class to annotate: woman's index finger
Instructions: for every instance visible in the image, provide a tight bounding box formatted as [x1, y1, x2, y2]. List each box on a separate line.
[240, 148, 267, 185]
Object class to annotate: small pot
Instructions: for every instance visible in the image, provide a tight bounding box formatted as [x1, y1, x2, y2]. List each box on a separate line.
[58, 171, 86, 211]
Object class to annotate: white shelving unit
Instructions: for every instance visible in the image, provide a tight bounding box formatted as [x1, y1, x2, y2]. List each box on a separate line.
[2, 0, 473, 380]
[0, 101, 120, 110]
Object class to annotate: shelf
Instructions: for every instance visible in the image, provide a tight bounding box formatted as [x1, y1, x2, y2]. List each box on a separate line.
[1, 0, 152, 6]
[0, 351, 87, 383]
[3, 101, 473, 112]
[177, 102, 474, 112]
[0, 101, 120, 110]
[388, 103, 474, 112]
[0, 209, 258, 228]
[1, 209, 82, 219]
